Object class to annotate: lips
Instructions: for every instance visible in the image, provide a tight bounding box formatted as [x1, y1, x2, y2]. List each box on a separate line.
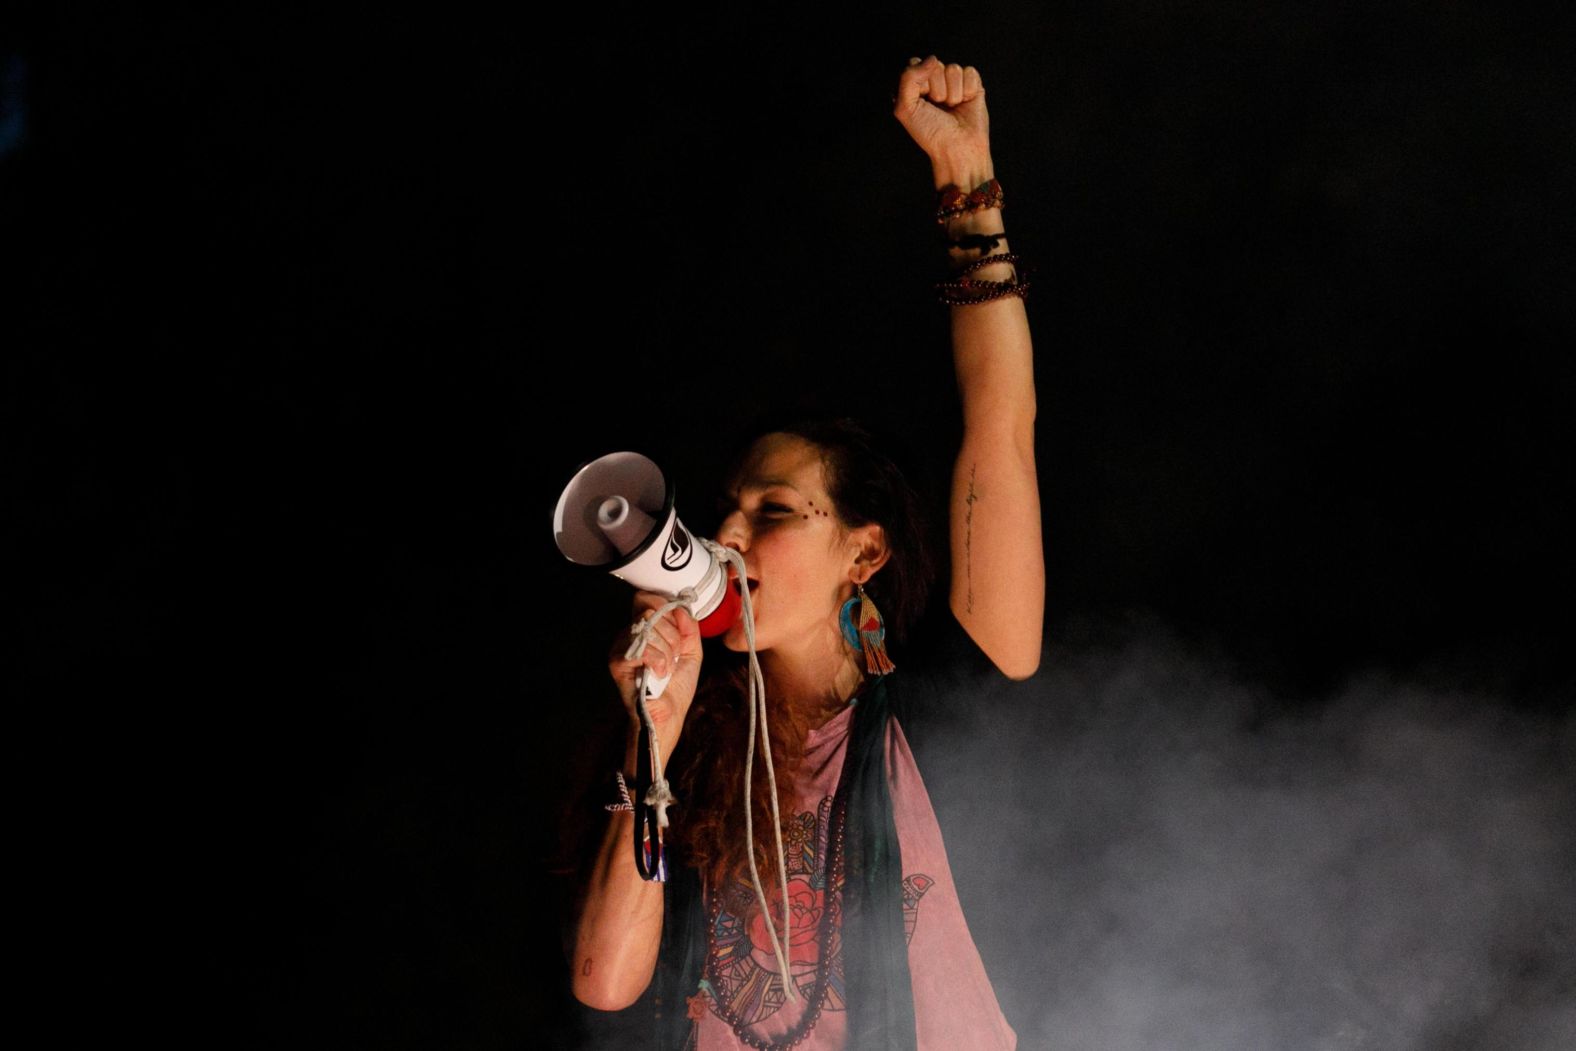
[715, 568, 758, 641]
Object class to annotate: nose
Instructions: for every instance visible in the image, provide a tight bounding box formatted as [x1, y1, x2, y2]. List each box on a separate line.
[715, 510, 749, 553]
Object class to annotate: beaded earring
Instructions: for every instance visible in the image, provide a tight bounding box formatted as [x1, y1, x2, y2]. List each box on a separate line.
[839, 583, 895, 677]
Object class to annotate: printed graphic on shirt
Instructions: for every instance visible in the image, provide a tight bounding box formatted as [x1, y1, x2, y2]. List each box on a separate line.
[901, 873, 934, 945]
[707, 796, 845, 1027]
[706, 796, 937, 1030]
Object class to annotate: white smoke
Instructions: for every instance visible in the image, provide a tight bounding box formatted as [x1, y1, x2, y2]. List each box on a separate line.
[947, 620, 1575, 1051]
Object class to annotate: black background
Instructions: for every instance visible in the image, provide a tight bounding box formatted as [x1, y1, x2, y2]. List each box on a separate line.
[9, 4, 1573, 1048]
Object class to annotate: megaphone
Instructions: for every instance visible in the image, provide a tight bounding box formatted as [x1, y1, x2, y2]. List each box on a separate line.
[553, 451, 743, 644]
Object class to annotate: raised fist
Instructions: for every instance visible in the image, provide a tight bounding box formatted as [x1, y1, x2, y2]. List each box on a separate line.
[892, 55, 991, 179]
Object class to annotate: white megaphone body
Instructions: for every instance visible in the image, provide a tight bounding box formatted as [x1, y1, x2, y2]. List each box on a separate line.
[553, 452, 743, 694]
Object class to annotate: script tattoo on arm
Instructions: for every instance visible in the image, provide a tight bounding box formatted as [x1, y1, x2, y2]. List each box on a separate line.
[965, 462, 978, 615]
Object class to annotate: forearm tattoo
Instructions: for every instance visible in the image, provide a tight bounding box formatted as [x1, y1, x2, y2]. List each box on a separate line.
[964, 462, 978, 614]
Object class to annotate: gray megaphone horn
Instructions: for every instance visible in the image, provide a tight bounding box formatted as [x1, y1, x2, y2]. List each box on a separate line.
[553, 452, 743, 689]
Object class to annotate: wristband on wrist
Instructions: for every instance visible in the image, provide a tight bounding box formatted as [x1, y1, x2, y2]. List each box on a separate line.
[936, 177, 1004, 224]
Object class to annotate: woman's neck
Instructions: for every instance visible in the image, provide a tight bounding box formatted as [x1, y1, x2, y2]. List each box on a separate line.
[759, 629, 866, 728]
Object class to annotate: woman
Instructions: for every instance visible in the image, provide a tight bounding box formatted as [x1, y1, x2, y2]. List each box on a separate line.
[572, 55, 1043, 1050]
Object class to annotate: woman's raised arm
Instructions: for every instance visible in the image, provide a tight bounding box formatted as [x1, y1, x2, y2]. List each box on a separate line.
[894, 56, 1044, 678]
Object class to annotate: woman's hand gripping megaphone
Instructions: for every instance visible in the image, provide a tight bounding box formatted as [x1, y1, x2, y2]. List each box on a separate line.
[609, 591, 704, 748]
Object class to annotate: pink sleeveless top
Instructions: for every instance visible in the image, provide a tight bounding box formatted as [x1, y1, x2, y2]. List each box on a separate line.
[693, 695, 1017, 1050]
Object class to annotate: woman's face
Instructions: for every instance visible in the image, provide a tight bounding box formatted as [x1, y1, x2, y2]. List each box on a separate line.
[713, 434, 879, 657]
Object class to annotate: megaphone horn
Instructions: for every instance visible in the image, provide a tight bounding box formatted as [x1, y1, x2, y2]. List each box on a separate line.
[552, 451, 742, 638]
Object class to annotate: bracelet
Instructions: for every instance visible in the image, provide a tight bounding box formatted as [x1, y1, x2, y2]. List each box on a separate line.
[951, 251, 1022, 278]
[606, 772, 669, 879]
[939, 282, 1029, 306]
[936, 251, 1031, 306]
[604, 771, 635, 813]
[936, 177, 1004, 225]
[945, 231, 1007, 255]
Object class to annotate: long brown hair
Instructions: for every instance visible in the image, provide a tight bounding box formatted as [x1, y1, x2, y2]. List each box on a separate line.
[671, 419, 935, 891]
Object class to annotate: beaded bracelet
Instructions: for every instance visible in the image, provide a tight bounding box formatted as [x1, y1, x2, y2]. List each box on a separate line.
[604, 771, 635, 813]
[936, 251, 1031, 306]
[950, 250, 1022, 278]
[936, 177, 1005, 225]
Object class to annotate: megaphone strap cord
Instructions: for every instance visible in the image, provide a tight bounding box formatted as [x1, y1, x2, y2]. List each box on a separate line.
[625, 589, 694, 831]
[620, 544, 797, 994]
[623, 590, 696, 883]
[707, 541, 797, 1000]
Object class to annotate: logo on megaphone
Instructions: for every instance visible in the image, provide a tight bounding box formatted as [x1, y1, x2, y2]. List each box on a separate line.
[662, 524, 693, 571]
[552, 451, 741, 637]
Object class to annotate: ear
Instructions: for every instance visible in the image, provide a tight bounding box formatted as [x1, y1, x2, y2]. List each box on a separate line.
[847, 523, 891, 585]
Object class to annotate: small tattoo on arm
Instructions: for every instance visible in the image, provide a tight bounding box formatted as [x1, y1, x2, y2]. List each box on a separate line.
[964, 462, 978, 615]
[582, 958, 594, 976]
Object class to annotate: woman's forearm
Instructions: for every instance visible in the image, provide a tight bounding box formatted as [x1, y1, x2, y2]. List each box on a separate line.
[569, 729, 670, 1011]
[892, 56, 1034, 439]
[944, 207, 1035, 443]
[937, 157, 1044, 677]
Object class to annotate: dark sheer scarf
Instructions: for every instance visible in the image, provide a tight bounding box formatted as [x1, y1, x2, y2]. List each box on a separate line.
[654, 675, 916, 1051]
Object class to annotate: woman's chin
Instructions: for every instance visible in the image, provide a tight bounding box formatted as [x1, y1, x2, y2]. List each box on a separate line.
[721, 620, 762, 654]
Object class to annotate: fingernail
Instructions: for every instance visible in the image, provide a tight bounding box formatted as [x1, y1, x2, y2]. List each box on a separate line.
[909, 56, 921, 66]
